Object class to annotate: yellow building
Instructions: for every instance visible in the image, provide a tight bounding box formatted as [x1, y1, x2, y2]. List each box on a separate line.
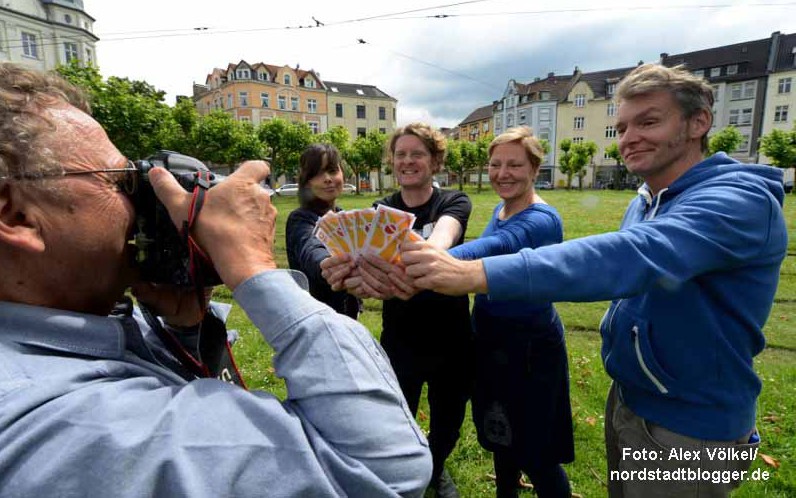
[457, 104, 492, 142]
[556, 67, 634, 188]
[325, 81, 397, 139]
[193, 60, 328, 133]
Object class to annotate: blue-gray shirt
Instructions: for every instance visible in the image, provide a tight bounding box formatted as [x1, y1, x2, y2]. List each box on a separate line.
[0, 270, 431, 497]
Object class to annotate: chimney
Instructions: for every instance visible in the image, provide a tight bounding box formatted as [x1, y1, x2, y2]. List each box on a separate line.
[548, 72, 555, 78]
[534, 77, 541, 82]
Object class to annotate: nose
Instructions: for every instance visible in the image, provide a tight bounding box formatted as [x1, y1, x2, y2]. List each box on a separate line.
[618, 126, 638, 153]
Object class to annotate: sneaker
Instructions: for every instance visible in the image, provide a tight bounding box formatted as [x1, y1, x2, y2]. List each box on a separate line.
[425, 469, 460, 498]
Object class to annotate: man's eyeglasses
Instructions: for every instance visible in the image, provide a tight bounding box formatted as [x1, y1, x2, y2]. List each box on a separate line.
[0, 161, 138, 194]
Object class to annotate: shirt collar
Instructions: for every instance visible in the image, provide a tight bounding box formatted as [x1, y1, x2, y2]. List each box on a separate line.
[0, 301, 125, 359]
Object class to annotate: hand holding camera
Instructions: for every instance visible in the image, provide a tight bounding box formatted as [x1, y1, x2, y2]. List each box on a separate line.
[147, 159, 277, 290]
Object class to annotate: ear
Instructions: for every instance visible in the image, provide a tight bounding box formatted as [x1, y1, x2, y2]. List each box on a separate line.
[0, 183, 46, 253]
[688, 108, 712, 140]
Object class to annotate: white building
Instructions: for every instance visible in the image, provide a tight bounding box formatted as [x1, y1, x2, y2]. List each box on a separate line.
[0, 0, 98, 70]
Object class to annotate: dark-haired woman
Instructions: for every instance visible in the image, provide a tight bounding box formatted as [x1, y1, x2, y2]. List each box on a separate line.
[286, 144, 360, 318]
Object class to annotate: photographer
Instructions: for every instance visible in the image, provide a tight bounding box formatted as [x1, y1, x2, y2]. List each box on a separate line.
[0, 63, 431, 497]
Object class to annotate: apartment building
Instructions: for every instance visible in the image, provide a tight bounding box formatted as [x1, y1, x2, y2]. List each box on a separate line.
[0, 0, 98, 70]
[457, 104, 492, 142]
[759, 32, 796, 178]
[193, 61, 328, 133]
[556, 67, 634, 188]
[661, 36, 774, 164]
[324, 81, 397, 139]
[492, 73, 574, 183]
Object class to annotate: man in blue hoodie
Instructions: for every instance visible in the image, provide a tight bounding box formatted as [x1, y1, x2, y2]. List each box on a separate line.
[401, 63, 788, 497]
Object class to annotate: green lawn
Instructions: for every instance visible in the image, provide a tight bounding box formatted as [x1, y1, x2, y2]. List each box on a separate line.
[221, 187, 796, 497]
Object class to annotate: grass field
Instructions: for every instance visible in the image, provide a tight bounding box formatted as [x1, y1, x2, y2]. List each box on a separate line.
[220, 187, 795, 497]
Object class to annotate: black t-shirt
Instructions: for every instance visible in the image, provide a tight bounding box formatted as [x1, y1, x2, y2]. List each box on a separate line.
[374, 188, 473, 363]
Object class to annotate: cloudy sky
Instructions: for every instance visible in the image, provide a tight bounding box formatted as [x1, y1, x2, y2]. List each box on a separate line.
[83, 0, 796, 129]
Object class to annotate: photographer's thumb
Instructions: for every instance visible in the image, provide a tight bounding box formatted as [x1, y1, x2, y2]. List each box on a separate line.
[147, 167, 191, 230]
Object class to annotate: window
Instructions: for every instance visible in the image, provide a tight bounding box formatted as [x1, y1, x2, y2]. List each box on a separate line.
[779, 77, 792, 94]
[307, 99, 317, 113]
[335, 103, 343, 118]
[539, 108, 551, 121]
[63, 42, 78, 63]
[711, 85, 720, 101]
[85, 48, 93, 65]
[574, 116, 585, 129]
[540, 91, 551, 100]
[356, 105, 366, 119]
[379, 107, 386, 120]
[539, 129, 550, 141]
[607, 103, 617, 116]
[283, 74, 291, 85]
[235, 69, 250, 80]
[572, 137, 583, 144]
[740, 108, 752, 125]
[357, 127, 366, 137]
[507, 114, 513, 126]
[483, 121, 489, 132]
[260, 93, 270, 108]
[64, 14, 72, 24]
[290, 97, 299, 111]
[730, 84, 742, 100]
[379, 128, 386, 134]
[305, 79, 315, 88]
[278, 96, 286, 110]
[605, 126, 617, 138]
[356, 89, 365, 95]
[227, 94, 233, 108]
[239, 92, 249, 107]
[21, 32, 38, 58]
[259, 72, 269, 81]
[774, 105, 789, 122]
[240, 116, 250, 123]
[729, 109, 739, 125]
[574, 94, 586, 107]
[604, 150, 613, 160]
[743, 81, 756, 99]
[606, 83, 616, 96]
[727, 64, 738, 75]
[693, 70, 704, 78]
[330, 86, 339, 93]
[308, 122, 319, 134]
[710, 67, 721, 77]
[519, 111, 526, 123]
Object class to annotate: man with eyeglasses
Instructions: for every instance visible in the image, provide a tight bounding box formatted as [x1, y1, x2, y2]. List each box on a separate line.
[0, 63, 430, 497]
[322, 123, 473, 498]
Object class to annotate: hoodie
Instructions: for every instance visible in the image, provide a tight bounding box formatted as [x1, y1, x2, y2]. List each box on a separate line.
[482, 153, 788, 440]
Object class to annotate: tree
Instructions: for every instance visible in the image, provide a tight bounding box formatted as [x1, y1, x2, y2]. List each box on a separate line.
[570, 143, 591, 190]
[474, 134, 493, 193]
[708, 126, 743, 155]
[581, 140, 598, 190]
[318, 126, 353, 179]
[459, 140, 478, 188]
[605, 142, 627, 189]
[558, 139, 574, 189]
[169, 96, 200, 156]
[759, 127, 796, 194]
[444, 140, 465, 191]
[258, 119, 312, 181]
[57, 62, 179, 160]
[350, 130, 387, 194]
[192, 111, 261, 166]
[539, 138, 552, 157]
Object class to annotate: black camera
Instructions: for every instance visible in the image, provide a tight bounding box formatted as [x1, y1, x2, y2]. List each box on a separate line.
[128, 151, 224, 287]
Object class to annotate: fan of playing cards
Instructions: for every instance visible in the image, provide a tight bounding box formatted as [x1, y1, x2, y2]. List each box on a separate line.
[314, 205, 424, 264]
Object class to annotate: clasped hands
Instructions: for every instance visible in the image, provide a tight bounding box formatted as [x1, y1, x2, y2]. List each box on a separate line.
[320, 241, 486, 300]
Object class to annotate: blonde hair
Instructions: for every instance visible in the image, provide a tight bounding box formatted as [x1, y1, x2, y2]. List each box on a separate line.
[489, 126, 544, 174]
[386, 122, 446, 174]
[616, 63, 714, 152]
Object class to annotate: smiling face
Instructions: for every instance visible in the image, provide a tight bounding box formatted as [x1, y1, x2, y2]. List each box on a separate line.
[393, 135, 436, 190]
[488, 142, 536, 203]
[615, 90, 709, 192]
[307, 157, 343, 204]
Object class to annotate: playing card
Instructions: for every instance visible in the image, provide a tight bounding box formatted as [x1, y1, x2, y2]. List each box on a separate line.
[363, 205, 416, 263]
[317, 212, 353, 255]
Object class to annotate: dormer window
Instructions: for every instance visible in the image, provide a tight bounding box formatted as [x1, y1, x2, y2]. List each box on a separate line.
[356, 89, 365, 95]
[305, 79, 315, 88]
[284, 74, 291, 85]
[330, 87, 339, 92]
[236, 69, 250, 80]
[259, 72, 269, 81]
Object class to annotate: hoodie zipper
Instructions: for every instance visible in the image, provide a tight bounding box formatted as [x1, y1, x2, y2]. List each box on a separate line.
[632, 325, 669, 394]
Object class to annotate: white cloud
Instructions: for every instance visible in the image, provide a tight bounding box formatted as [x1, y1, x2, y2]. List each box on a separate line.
[83, 0, 796, 128]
